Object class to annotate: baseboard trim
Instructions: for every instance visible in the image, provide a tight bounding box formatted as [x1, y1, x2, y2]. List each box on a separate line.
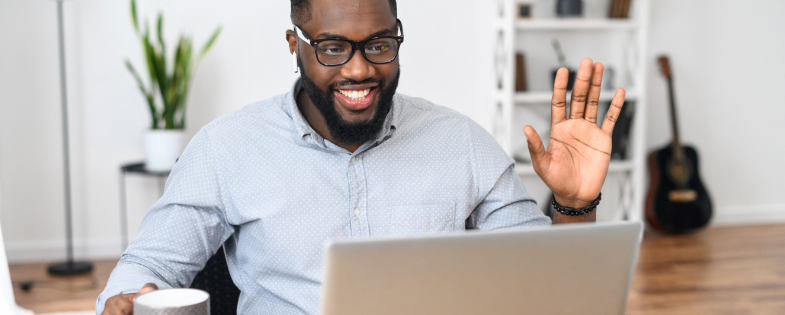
[711, 204, 785, 226]
[4, 237, 123, 264]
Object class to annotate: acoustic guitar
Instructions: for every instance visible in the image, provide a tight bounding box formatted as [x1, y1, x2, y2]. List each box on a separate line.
[645, 56, 712, 233]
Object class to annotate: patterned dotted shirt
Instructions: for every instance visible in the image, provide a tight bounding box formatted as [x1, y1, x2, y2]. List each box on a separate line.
[97, 81, 550, 314]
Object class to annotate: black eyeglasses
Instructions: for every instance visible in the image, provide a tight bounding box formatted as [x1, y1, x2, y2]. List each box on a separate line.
[294, 19, 404, 66]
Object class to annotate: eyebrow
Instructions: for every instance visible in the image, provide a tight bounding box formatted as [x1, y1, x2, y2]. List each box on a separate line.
[316, 28, 396, 40]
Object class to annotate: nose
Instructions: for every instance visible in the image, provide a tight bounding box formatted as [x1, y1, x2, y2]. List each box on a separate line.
[339, 49, 376, 82]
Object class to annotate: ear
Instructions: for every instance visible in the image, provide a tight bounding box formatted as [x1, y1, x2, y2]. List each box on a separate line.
[285, 30, 298, 54]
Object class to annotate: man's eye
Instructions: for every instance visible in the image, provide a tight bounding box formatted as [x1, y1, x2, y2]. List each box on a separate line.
[320, 45, 347, 55]
[366, 45, 390, 53]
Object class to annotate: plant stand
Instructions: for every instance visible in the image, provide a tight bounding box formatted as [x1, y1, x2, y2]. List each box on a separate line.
[118, 162, 170, 251]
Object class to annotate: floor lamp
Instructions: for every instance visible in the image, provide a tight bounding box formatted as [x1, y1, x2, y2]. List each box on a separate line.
[47, 0, 93, 276]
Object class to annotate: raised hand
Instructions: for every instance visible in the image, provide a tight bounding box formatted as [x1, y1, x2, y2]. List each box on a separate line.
[523, 58, 625, 221]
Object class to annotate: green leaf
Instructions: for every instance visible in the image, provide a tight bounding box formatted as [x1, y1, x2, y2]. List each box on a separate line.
[156, 13, 166, 73]
[125, 59, 148, 96]
[125, 60, 159, 129]
[146, 39, 168, 105]
[171, 37, 185, 95]
[198, 26, 222, 60]
[142, 28, 158, 90]
[130, 0, 139, 34]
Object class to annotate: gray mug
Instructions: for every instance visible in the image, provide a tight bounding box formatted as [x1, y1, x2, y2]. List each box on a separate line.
[134, 288, 210, 315]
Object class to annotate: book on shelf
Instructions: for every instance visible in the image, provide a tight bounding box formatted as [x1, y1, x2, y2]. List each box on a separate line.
[515, 53, 528, 92]
[609, 0, 632, 19]
[610, 101, 635, 160]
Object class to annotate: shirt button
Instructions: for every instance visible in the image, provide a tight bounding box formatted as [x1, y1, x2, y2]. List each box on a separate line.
[354, 208, 360, 216]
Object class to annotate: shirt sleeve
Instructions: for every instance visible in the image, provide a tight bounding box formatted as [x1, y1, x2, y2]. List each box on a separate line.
[469, 165, 552, 229]
[96, 128, 234, 314]
[465, 119, 551, 230]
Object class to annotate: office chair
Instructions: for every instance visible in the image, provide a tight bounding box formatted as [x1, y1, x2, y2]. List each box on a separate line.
[190, 246, 241, 315]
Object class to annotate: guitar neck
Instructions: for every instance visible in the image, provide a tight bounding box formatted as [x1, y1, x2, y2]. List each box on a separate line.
[665, 73, 684, 160]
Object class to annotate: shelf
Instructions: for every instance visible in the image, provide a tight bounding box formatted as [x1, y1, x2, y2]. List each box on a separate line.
[514, 19, 637, 31]
[514, 89, 637, 103]
[515, 160, 635, 176]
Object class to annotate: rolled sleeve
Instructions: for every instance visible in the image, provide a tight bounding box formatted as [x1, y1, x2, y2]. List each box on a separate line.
[471, 165, 552, 230]
[465, 119, 551, 230]
[96, 128, 234, 314]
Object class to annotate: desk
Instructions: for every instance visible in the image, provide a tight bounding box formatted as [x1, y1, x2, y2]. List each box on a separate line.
[118, 162, 170, 251]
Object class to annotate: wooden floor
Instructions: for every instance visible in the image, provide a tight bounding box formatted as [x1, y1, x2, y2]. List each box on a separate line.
[9, 259, 119, 314]
[626, 224, 785, 315]
[9, 224, 785, 314]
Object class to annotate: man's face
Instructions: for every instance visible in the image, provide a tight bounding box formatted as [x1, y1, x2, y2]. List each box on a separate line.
[288, 0, 401, 145]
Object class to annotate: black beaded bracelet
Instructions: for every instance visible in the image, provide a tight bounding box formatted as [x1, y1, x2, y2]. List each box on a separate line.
[552, 193, 601, 221]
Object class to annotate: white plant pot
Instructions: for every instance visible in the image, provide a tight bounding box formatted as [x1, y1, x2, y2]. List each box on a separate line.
[143, 130, 185, 172]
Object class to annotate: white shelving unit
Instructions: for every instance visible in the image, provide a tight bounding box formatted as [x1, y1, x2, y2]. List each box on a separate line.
[492, 0, 650, 222]
[512, 19, 638, 30]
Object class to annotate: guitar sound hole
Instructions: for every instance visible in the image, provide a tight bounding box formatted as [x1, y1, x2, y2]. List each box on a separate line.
[666, 157, 693, 188]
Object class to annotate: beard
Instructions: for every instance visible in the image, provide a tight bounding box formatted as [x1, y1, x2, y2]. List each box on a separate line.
[299, 63, 400, 146]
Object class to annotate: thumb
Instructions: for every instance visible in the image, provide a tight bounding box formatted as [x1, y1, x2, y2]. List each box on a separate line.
[139, 282, 159, 295]
[523, 126, 549, 176]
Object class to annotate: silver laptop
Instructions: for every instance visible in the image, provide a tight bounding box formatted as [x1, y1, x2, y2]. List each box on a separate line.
[320, 221, 643, 315]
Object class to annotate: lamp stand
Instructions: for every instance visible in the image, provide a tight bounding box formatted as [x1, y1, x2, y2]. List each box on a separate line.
[47, 0, 94, 276]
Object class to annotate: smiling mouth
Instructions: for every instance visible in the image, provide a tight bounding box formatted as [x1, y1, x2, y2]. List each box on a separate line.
[333, 86, 378, 111]
[337, 88, 372, 101]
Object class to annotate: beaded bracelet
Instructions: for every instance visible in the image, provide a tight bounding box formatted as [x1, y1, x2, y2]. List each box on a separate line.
[551, 193, 601, 221]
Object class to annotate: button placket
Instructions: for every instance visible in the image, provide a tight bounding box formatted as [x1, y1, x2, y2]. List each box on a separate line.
[347, 156, 362, 238]
[353, 155, 371, 237]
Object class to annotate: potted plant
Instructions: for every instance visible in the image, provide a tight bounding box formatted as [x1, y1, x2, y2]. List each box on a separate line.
[125, 0, 221, 172]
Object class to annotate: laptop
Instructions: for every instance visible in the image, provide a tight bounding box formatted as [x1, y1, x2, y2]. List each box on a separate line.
[320, 221, 643, 315]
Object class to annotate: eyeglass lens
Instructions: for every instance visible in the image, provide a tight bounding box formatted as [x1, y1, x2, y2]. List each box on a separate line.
[315, 38, 399, 65]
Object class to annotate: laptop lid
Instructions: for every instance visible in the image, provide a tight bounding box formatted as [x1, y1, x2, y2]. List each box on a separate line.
[320, 221, 643, 315]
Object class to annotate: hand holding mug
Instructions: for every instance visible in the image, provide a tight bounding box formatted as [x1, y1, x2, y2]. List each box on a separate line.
[101, 282, 158, 315]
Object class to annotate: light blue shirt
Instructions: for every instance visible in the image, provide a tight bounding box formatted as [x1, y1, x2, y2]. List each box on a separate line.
[97, 81, 550, 314]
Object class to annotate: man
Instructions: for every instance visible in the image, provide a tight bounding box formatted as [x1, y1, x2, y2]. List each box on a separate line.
[98, 0, 626, 313]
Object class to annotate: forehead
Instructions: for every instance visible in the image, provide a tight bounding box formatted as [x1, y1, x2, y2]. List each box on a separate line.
[303, 0, 397, 39]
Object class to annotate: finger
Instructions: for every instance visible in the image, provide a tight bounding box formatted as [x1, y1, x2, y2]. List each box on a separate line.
[569, 58, 594, 119]
[115, 298, 133, 315]
[139, 282, 158, 294]
[584, 62, 604, 123]
[105, 296, 132, 315]
[551, 68, 569, 125]
[523, 126, 550, 176]
[601, 88, 627, 135]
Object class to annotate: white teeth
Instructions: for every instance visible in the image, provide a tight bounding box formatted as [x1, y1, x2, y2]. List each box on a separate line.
[339, 88, 371, 101]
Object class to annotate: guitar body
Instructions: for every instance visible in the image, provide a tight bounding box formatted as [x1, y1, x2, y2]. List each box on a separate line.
[646, 145, 712, 233]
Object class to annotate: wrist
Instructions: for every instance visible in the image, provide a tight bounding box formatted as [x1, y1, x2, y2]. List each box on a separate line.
[551, 193, 601, 223]
[553, 194, 593, 208]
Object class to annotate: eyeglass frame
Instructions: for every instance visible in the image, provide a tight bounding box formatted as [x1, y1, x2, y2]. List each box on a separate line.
[293, 19, 404, 66]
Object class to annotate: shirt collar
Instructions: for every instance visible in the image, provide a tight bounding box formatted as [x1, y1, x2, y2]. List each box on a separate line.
[285, 78, 400, 150]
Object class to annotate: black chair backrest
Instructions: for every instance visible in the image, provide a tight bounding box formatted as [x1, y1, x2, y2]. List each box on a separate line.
[190, 246, 241, 315]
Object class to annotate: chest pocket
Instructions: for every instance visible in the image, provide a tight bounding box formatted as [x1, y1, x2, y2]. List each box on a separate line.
[390, 202, 456, 236]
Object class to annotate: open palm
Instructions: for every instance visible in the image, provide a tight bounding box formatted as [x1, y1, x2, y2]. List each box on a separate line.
[523, 58, 626, 208]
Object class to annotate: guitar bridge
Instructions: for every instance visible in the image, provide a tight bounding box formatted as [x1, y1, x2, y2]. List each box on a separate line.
[669, 189, 697, 203]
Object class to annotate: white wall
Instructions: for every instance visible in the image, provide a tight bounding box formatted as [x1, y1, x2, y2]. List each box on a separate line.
[645, 1, 785, 225]
[1, 0, 783, 263]
[0, 0, 82, 263]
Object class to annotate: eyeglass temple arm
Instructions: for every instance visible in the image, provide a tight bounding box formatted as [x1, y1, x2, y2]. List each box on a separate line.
[293, 25, 311, 45]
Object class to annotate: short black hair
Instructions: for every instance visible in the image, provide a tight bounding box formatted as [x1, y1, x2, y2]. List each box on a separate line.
[291, 0, 398, 25]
